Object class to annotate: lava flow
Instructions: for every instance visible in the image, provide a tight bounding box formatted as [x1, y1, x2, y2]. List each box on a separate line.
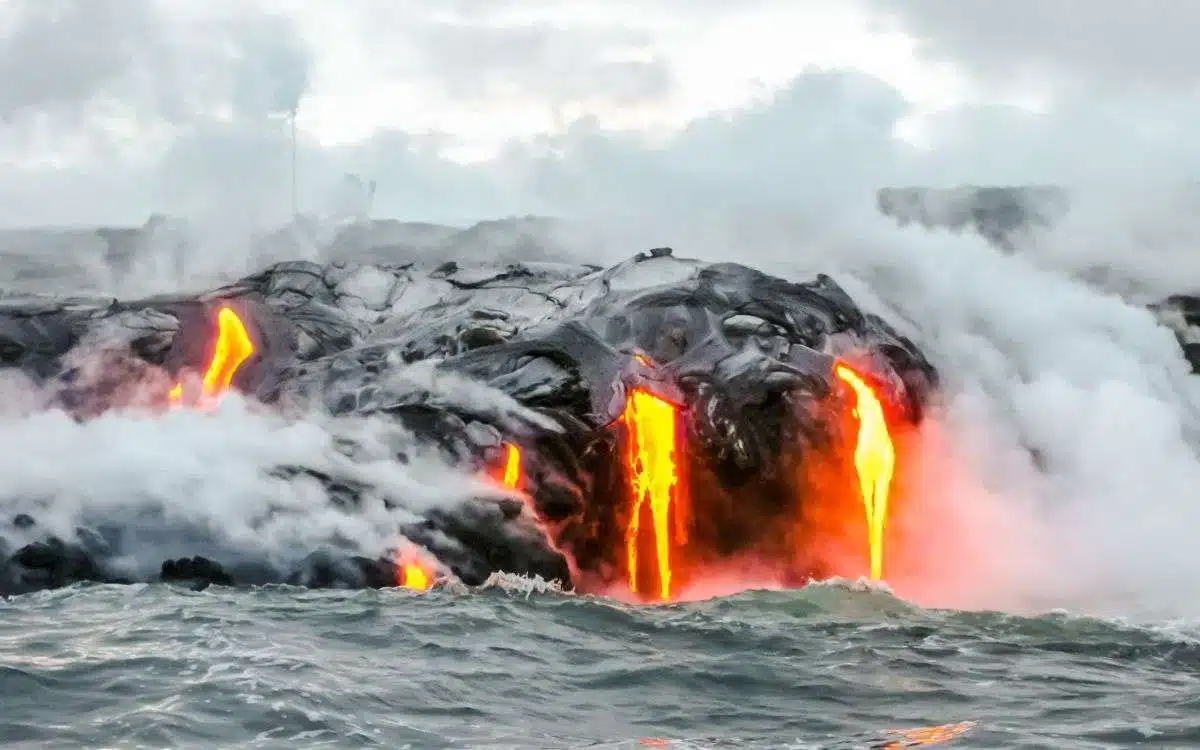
[833, 364, 896, 581]
[169, 305, 255, 407]
[623, 388, 686, 601]
[399, 563, 432, 591]
[495, 442, 522, 489]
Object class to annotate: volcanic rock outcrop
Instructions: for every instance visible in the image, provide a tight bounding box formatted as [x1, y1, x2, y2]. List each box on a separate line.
[876, 185, 1071, 250]
[0, 249, 940, 597]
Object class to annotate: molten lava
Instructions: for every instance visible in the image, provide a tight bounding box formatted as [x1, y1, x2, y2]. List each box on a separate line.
[169, 305, 255, 407]
[497, 442, 521, 489]
[834, 364, 896, 581]
[399, 563, 432, 591]
[622, 388, 685, 601]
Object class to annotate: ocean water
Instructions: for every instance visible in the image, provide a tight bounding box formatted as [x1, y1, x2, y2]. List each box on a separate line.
[2, 578, 1196, 749]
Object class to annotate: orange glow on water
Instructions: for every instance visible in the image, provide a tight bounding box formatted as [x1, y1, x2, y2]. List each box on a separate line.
[169, 305, 255, 407]
[883, 721, 976, 747]
[834, 364, 896, 581]
[622, 388, 685, 601]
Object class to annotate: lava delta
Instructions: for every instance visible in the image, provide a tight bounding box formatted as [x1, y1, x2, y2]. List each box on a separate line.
[0, 249, 941, 600]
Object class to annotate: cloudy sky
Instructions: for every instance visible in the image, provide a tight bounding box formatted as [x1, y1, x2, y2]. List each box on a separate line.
[2, 0, 1200, 228]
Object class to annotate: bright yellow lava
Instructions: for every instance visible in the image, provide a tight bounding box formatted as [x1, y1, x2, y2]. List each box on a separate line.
[834, 364, 896, 581]
[169, 305, 255, 406]
[623, 388, 682, 601]
[501, 442, 521, 489]
[400, 563, 432, 591]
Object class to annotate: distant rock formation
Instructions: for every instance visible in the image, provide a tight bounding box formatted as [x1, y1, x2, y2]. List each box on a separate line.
[876, 185, 1071, 250]
[0, 214, 605, 297]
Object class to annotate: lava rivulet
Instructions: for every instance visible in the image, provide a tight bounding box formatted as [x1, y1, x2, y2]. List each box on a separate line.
[169, 305, 255, 407]
[834, 364, 896, 581]
[622, 388, 685, 601]
[497, 442, 522, 489]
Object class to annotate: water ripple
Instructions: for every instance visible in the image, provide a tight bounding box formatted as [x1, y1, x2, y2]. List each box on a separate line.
[1, 583, 1197, 748]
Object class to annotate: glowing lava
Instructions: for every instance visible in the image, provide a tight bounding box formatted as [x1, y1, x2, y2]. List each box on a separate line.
[834, 364, 896, 581]
[169, 305, 255, 407]
[622, 388, 685, 601]
[399, 563, 432, 591]
[496, 442, 522, 489]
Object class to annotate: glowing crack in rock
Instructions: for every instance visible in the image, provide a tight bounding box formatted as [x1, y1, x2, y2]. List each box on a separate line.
[834, 364, 896, 582]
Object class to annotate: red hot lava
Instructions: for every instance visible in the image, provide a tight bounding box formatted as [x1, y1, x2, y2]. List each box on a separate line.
[610, 362, 899, 603]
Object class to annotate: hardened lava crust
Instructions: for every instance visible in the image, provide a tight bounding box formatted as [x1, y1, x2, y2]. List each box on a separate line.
[0, 248, 941, 596]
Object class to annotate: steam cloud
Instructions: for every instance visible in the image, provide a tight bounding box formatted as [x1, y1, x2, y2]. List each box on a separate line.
[0, 370, 545, 584]
[5, 1, 1200, 619]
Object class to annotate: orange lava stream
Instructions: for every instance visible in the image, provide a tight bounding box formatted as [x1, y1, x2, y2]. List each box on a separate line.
[623, 388, 683, 601]
[169, 306, 255, 406]
[399, 563, 432, 591]
[500, 442, 521, 489]
[834, 364, 896, 581]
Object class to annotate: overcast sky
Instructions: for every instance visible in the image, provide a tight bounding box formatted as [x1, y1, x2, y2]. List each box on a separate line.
[2, 0, 1200, 228]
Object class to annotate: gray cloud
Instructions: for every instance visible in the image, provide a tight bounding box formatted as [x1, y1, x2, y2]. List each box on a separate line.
[510, 70, 911, 225]
[0, 0, 155, 120]
[866, 0, 1200, 92]
[0, 0, 310, 130]
[8, 61, 1200, 229]
[6, 1, 1200, 238]
[319, 0, 678, 112]
[409, 21, 672, 106]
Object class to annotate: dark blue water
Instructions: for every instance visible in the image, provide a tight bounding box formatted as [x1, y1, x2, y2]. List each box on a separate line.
[1, 579, 1196, 749]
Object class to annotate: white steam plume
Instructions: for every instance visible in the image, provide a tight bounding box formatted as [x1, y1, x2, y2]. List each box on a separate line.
[0, 370, 538, 583]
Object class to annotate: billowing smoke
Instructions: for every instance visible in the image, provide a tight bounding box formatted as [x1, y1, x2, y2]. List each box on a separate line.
[795, 217, 1200, 618]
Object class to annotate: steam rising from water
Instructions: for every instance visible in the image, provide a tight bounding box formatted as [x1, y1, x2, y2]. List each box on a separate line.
[762, 208, 1200, 620]
[0, 373, 537, 584]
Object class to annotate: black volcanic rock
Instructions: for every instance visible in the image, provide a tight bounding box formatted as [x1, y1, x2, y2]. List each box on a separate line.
[286, 550, 395, 589]
[11, 513, 35, 530]
[0, 537, 123, 596]
[0, 250, 945, 596]
[1150, 294, 1200, 373]
[876, 185, 1070, 250]
[160, 556, 234, 589]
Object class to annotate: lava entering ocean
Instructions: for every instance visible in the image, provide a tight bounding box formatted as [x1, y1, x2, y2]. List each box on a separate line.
[398, 561, 432, 591]
[0, 251, 943, 600]
[834, 364, 896, 582]
[156, 304, 899, 602]
[623, 388, 685, 601]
